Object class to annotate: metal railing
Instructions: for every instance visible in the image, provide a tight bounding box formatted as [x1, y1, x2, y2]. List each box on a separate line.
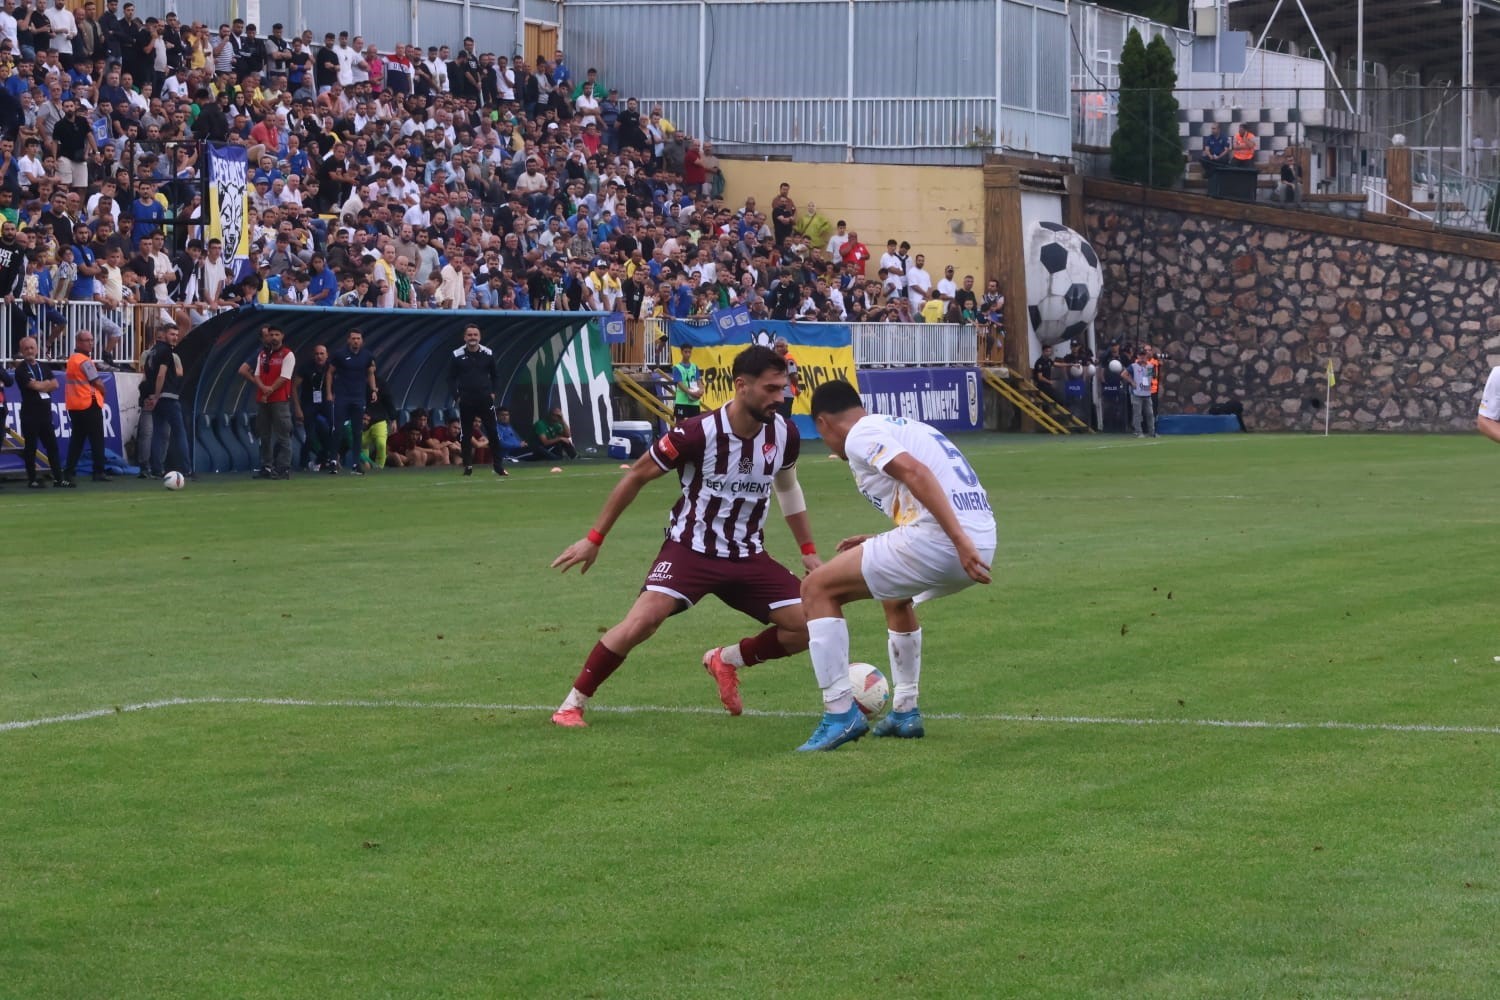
[1072, 84, 1500, 233]
[631, 317, 977, 369]
[638, 96, 999, 152]
[0, 301, 235, 365]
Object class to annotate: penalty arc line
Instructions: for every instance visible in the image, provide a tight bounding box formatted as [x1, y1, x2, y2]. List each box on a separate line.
[4, 696, 1500, 737]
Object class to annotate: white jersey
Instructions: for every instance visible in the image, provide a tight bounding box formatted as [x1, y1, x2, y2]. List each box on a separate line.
[844, 414, 995, 543]
[1480, 367, 1500, 420]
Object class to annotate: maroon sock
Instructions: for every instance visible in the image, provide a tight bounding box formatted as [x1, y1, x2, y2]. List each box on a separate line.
[738, 626, 791, 667]
[573, 641, 626, 697]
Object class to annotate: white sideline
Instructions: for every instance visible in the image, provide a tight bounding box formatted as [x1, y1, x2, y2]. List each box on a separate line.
[5, 696, 1500, 737]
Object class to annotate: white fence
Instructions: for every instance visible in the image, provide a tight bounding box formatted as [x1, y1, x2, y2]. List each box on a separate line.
[0, 301, 140, 365]
[641, 318, 977, 368]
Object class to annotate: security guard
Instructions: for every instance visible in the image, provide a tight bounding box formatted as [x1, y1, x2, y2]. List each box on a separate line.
[14, 337, 61, 487]
[672, 343, 703, 423]
[448, 322, 507, 478]
[61, 330, 110, 486]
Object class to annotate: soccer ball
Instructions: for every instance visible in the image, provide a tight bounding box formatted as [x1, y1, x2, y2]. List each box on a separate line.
[162, 471, 185, 490]
[1024, 221, 1103, 347]
[848, 662, 890, 717]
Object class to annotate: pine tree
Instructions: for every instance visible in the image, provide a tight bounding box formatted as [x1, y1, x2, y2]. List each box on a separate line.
[1144, 34, 1184, 188]
[1109, 30, 1186, 188]
[1109, 29, 1151, 185]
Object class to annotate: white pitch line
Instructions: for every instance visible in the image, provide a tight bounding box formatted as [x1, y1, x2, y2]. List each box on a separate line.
[4, 696, 1500, 737]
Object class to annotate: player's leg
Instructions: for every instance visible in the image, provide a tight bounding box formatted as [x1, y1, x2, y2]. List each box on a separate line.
[552, 589, 682, 727]
[458, 402, 478, 470]
[479, 408, 505, 474]
[873, 598, 926, 739]
[792, 545, 876, 751]
[703, 557, 808, 715]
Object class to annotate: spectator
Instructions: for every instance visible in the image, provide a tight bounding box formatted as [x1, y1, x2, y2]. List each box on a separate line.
[905, 252, 932, 314]
[1276, 149, 1303, 204]
[1200, 122, 1231, 178]
[534, 405, 577, 460]
[493, 407, 531, 462]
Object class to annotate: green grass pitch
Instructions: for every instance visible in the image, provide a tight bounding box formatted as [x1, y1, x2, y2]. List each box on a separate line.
[4, 433, 1499, 998]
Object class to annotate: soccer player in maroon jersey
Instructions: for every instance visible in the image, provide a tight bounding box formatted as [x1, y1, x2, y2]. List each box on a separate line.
[549, 345, 822, 727]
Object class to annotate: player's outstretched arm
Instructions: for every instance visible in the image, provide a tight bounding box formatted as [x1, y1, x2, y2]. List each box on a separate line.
[773, 467, 821, 572]
[884, 453, 991, 585]
[551, 454, 670, 575]
[1477, 414, 1500, 445]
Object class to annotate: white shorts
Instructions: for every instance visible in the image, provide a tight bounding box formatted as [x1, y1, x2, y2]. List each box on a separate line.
[859, 523, 996, 605]
[57, 158, 87, 187]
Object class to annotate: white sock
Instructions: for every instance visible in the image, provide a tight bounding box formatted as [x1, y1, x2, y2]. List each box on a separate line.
[718, 644, 746, 668]
[888, 628, 922, 713]
[561, 688, 589, 711]
[808, 617, 854, 712]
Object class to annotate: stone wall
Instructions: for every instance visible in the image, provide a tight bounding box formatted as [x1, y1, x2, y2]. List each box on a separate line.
[1083, 194, 1500, 431]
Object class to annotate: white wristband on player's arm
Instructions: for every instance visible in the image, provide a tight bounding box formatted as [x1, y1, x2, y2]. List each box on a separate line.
[773, 467, 806, 516]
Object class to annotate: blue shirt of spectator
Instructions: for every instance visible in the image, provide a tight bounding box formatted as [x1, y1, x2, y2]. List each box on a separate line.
[4, 75, 26, 101]
[307, 264, 338, 305]
[551, 57, 570, 88]
[513, 284, 530, 310]
[99, 82, 129, 106]
[497, 420, 525, 452]
[71, 242, 96, 299]
[287, 149, 309, 177]
[668, 283, 693, 318]
[131, 194, 163, 247]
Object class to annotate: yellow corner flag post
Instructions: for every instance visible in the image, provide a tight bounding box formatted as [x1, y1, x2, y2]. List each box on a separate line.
[1325, 359, 1334, 436]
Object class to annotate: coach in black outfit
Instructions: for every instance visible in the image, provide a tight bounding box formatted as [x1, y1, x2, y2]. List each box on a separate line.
[14, 335, 63, 487]
[449, 322, 507, 477]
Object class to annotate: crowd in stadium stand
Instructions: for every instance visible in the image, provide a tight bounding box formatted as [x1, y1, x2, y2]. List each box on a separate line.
[0, 8, 1004, 361]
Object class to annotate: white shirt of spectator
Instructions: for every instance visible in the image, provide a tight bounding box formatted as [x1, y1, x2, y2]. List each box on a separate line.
[906, 265, 932, 312]
[827, 233, 849, 257]
[881, 273, 904, 302]
[0, 10, 18, 51]
[402, 204, 430, 228]
[575, 92, 601, 128]
[829, 285, 847, 319]
[195, 254, 229, 305]
[99, 262, 124, 307]
[44, 4, 77, 53]
[85, 191, 120, 225]
[1480, 367, 1500, 420]
[163, 73, 188, 98]
[936, 276, 957, 301]
[690, 260, 717, 285]
[423, 57, 449, 93]
[349, 50, 369, 85]
[879, 251, 904, 276]
[495, 65, 514, 101]
[388, 176, 421, 205]
[334, 43, 358, 86]
[17, 153, 45, 191]
[149, 248, 174, 302]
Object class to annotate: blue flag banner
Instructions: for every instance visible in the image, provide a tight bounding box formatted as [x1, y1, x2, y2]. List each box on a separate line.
[602, 312, 627, 344]
[709, 303, 751, 338]
[668, 318, 852, 350]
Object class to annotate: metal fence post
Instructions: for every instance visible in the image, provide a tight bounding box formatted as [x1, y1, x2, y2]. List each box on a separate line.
[846, 0, 855, 163]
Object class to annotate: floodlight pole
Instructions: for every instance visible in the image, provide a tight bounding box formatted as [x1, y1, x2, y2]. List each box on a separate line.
[1290, 0, 1355, 115]
[1462, 0, 1474, 177]
[1355, 0, 1363, 118]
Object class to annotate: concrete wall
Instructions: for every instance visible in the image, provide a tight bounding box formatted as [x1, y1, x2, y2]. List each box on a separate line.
[720, 159, 987, 282]
[1083, 181, 1500, 432]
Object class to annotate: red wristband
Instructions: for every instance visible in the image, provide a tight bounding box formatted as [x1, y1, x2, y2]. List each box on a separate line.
[587, 529, 606, 546]
[800, 542, 818, 556]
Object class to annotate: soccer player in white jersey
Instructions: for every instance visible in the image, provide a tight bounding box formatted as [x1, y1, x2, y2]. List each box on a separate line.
[794, 379, 996, 751]
[549, 346, 822, 727]
[1478, 366, 1500, 443]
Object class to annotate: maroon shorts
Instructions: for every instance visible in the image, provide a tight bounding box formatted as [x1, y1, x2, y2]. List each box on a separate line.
[640, 540, 803, 624]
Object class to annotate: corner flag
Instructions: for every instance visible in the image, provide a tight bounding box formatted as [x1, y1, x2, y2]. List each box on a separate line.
[1326, 359, 1335, 387]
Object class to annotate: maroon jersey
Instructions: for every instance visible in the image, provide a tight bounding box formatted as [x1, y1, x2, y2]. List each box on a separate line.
[648, 404, 801, 558]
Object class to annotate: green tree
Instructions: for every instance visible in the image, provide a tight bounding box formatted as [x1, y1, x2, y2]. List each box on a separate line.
[1109, 29, 1185, 188]
[1144, 34, 1184, 187]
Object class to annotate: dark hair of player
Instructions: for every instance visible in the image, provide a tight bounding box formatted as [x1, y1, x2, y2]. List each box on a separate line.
[810, 379, 863, 418]
[731, 344, 787, 380]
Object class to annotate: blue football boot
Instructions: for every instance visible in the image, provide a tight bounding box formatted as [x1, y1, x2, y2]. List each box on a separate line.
[871, 709, 925, 739]
[795, 704, 869, 752]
